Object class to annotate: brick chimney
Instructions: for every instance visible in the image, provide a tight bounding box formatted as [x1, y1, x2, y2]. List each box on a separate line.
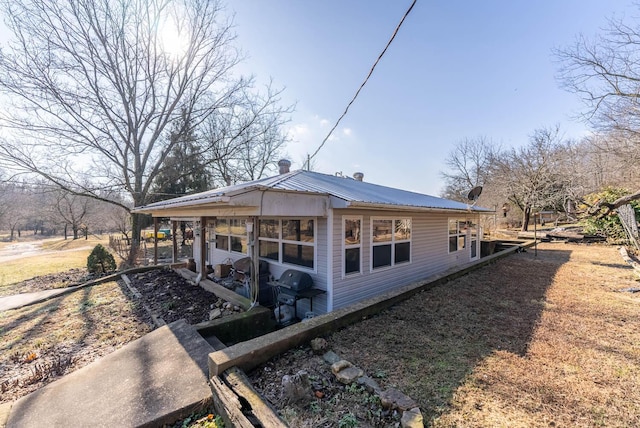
[278, 159, 291, 174]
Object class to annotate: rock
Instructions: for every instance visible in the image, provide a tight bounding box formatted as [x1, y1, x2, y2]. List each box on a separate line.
[379, 388, 418, 411]
[330, 359, 364, 384]
[323, 351, 341, 365]
[281, 370, 312, 405]
[209, 308, 222, 320]
[331, 360, 352, 374]
[357, 375, 382, 394]
[233, 305, 240, 312]
[401, 408, 424, 428]
[310, 338, 327, 353]
[335, 366, 364, 384]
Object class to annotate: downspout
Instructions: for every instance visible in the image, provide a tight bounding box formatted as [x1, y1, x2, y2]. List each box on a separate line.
[249, 190, 268, 309]
[326, 207, 334, 312]
[197, 216, 207, 285]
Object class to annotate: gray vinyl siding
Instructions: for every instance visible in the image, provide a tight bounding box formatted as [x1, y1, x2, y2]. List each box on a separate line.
[331, 209, 476, 311]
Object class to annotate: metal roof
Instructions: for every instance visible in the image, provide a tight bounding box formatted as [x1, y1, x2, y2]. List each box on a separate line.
[135, 170, 491, 213]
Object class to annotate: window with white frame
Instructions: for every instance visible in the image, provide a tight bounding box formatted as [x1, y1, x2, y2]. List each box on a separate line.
[214, 218, 248, 254]
[343, 216, 362, 275]
[371, 217, 411, 270]
[448, 218, 469, 253]
[258, 218, 315, 269]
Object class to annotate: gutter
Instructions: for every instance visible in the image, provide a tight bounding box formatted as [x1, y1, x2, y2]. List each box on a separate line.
[133, 196, 231, 214]
[345, 201, 494, 214]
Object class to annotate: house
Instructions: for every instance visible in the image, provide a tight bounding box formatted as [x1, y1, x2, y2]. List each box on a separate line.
[134, 160, 491, 316]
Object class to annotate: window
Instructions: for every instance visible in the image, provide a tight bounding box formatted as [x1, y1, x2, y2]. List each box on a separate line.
[214, 218, 248, 254]
[258, 218, 315, 269]
[371, 217, 411, 270]
[448, 219, 469, 253]
[343, 217, 362, 275]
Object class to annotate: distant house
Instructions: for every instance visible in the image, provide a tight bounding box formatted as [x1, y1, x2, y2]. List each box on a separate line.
[134, 161, 491, 315]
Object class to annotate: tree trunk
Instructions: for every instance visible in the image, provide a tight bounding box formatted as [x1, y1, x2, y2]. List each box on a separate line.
[127, 212, 144, 267]
[521, 206, 531, 232]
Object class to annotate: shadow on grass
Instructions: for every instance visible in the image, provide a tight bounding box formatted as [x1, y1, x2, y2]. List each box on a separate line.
[329, 247, 572, 423]
[0, 297, 68, 353]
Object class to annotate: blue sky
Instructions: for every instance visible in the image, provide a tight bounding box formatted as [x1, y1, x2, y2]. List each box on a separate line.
[229, 0, 636, 196]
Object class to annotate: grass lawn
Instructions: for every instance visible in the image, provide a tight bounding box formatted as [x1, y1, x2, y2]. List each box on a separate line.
[0, 236, 109, 289]
[0, 280, 152, 403]
[324, 243, 640, 427]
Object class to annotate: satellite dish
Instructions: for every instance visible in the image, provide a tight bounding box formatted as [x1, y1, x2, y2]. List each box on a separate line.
[467, 186, 483, 201]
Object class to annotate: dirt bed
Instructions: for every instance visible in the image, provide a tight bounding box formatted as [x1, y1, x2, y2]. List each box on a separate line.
[0, 267, 236, 404]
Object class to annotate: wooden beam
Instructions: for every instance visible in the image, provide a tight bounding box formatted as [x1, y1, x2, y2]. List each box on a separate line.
[222, 367, 286, 427]
[209, 377, 254, 428]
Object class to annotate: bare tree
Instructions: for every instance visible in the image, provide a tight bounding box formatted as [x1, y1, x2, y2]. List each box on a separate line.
[440, 136, 495, 202]
[489, 126, 570, 231]
[556, 11, 640, 206]
[53, 191, 92, 240]
[0, 0, 288, 264]
[202, 83, 292, 186]
[0, 183, 33, 240]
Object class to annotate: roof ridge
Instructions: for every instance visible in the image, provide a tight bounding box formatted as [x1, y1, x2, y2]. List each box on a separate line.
[261, 169, 304, 188]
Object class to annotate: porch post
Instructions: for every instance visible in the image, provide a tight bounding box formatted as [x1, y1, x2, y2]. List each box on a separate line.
[200, 216, 207, 275]
[172, 220, 178, 263]
[153, 217, 159, 265]
[251, 216, 259, 305]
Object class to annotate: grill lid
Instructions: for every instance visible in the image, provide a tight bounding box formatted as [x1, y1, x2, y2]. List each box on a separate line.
[277, 269, 313, 291]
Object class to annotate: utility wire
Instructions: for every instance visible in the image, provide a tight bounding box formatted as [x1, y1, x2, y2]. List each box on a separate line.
[305, 0, 417, 170]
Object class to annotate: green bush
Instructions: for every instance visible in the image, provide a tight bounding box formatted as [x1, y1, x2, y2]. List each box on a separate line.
[87, 244, 117, 274]
[581, 187, 640, 241]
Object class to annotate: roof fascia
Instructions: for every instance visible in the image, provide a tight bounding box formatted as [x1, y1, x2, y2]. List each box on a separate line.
[133, 196, 231, 214]
[345, 201, 494, 214]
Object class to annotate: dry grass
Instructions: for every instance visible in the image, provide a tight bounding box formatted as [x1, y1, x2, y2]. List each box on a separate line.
[0, 236, 108, 288]
[0, 280, 152, 403]
[432, 244, 640, 428]
[321, 243, 640, 427]
[40, 236, 108, 251]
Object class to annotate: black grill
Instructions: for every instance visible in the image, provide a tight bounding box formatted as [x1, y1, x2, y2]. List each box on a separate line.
[274, 269, 313, 292]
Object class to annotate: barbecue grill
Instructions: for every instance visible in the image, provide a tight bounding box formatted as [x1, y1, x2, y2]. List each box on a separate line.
[274, 269, 313, 291]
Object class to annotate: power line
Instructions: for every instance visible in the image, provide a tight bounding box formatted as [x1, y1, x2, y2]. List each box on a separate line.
[305, 0, 417, 170]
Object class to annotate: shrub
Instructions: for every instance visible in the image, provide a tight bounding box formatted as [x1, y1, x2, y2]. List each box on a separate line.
[581, 187, 640, 242]
[87, 244, 117, 274]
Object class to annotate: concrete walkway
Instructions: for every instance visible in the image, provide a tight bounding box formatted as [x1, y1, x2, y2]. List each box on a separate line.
[0, 267, 163, 312]
[0, 288, 78, 311]
[4, 320, 214, 428]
